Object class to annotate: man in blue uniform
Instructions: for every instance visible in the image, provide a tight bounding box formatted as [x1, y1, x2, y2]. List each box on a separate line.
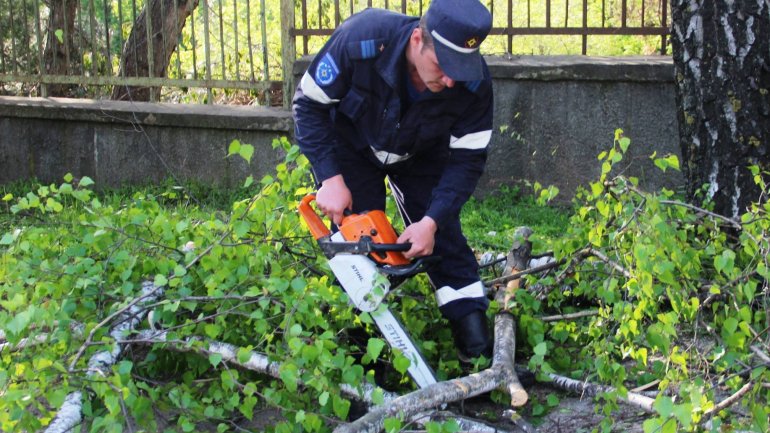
[293, 0, 494, 361]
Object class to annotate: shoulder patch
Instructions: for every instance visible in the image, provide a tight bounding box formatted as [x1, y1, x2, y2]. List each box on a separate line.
[346, 39, 387, 60]
[315, 53, 340, 86]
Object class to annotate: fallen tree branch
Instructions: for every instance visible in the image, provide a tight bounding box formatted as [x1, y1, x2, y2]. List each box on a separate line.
[542, 371, 655, 413]
[126, 330, 517, 432]
[335, 228, 536, 433]
[334, 310, 527, 433]
[701, 381, 754, 422]
[45, 281, 162, 433]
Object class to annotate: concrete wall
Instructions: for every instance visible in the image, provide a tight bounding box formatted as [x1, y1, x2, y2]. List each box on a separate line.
[0, 97, 293, 188]
[1, 56, 681, 199]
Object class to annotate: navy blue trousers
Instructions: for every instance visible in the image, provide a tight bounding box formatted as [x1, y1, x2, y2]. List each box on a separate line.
[327, 144, 489, 321]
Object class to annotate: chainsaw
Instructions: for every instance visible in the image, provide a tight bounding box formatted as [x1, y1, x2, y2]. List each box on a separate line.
[298, 194, 439, 388]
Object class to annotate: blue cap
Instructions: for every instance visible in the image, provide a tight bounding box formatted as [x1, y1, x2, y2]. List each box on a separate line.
[425, 0, 492, 82]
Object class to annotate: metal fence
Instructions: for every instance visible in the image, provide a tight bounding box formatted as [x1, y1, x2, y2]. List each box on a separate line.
[0, 0, 669, 107]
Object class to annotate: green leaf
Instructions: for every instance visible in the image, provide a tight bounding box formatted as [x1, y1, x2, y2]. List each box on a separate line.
[78, 176, 94, 187]
[393, 354, 411, 374]
[117, 361, 133, 376]
[55, 29, 64, 44]
[533, 342, 547, 357]
[279, 364, 298, 392]
[318, 391, 329, 406]
[384, 417, 402, 433]
[653, 396, 674, 418]
[208, 353, 223, 367]
[154, 274, 168, 287]
[0, 233, 14, 245]
[366, 338, 387, 361]
[243, 175, 254, 188]
[228, 139, 241, 156]
[233, 220, 250, 238]
[332, 395, 351, 419]
[239, 144, 255, 163]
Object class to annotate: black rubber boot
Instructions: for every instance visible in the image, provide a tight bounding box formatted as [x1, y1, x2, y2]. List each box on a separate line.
[450, 310, 493, 363]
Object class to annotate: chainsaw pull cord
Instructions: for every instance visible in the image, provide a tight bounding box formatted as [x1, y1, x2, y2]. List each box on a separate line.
[386, 176, 413, 227]
[386, 176, 443, 292]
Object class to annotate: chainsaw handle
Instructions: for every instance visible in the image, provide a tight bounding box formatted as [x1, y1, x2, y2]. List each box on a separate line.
[298, 194, 332, 240]
[370, 242, 411, 253]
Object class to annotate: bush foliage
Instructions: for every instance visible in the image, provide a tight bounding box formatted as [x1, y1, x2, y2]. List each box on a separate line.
[0, 132, 768, 432]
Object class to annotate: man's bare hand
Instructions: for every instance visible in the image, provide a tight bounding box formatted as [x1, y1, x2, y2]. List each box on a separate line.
[397, 216, 438, 258]
[316, 174, 352, 226]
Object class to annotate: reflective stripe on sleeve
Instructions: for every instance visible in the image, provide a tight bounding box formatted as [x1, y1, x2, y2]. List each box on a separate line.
[435, 281, 486, 307]
[449, 130, 492, 150]
[299, 71, 340, 105]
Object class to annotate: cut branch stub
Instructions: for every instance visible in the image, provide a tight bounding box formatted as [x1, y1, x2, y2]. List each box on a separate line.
[500, 227, 534, 311]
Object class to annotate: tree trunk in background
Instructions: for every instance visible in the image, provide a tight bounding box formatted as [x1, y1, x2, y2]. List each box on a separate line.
[111, 0, 199, 102]
[670, 0, 770, 218]
[43, 0, 79, 96]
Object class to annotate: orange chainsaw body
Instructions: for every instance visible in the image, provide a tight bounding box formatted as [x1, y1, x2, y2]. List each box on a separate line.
[298, 194, 410, 266]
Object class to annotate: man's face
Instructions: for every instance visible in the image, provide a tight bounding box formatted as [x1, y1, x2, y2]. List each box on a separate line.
[413, 35, 456, 92]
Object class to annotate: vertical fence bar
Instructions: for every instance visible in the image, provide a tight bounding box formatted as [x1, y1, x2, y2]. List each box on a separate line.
[507, 0, 512, 53]
[218, 0, 225, 80]
[131, 0, 139, 78]
[145, 0, 156, 100]
[489, 0, 494, 32]
[190, 3, 198, 79]
[545, 0, 551, 27]
[9, 1, 18, 74]
[202, 0, 213, 103]
[621, 0, 627, 27]
[233, 0, 240, 81]
[0, 0, 6, 74]
[642, 0, 646, 27]
[301, 0, 309, 54]
[400, 0, 405, 14]
[601, 0, 605, 28]
[22, 0, 32, 77]
[33, 0, 47, 96]
[103, 0, 112, 75]
[582, 0, 587, 54]
[160, 0, 168, 81]
[89, 0, 98, 78]
[118, 0, 125, 76]
[564, 0, 569, 27]
[260, 0, 268, 82]
[527, 0, 531, 27]
[335, 0, 341, 26]
[174, 0, 182, 79]
[246, 0, 255, 81]
[75, 0, 84, 75]
[660, 0, 668, 54]
[259, 0, 269, 105]
[280, 0, 296, 108]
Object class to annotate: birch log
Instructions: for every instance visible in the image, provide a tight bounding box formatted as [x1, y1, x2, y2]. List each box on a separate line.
[45, 281, 162, 433]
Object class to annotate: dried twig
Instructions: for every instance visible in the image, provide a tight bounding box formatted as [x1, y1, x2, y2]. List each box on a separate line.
[701, 381, 754, 422]
[539, 309, 600, 322]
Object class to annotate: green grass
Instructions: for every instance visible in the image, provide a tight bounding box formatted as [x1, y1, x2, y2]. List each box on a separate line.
[461, 185, 572, 255]
[1, 178, 572, 259]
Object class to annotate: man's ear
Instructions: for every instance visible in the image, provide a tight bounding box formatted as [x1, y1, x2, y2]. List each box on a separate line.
[410, 27, 422, 47]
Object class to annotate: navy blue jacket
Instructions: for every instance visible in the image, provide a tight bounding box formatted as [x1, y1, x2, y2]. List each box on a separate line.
[292, 9, 494, 229]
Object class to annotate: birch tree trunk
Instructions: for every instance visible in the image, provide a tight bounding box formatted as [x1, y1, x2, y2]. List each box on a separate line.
[111, 0, 198, 101]
[670, 0, 770, 218]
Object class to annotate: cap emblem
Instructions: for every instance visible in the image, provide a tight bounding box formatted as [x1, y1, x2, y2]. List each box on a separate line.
[465, 37, 479, 48]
